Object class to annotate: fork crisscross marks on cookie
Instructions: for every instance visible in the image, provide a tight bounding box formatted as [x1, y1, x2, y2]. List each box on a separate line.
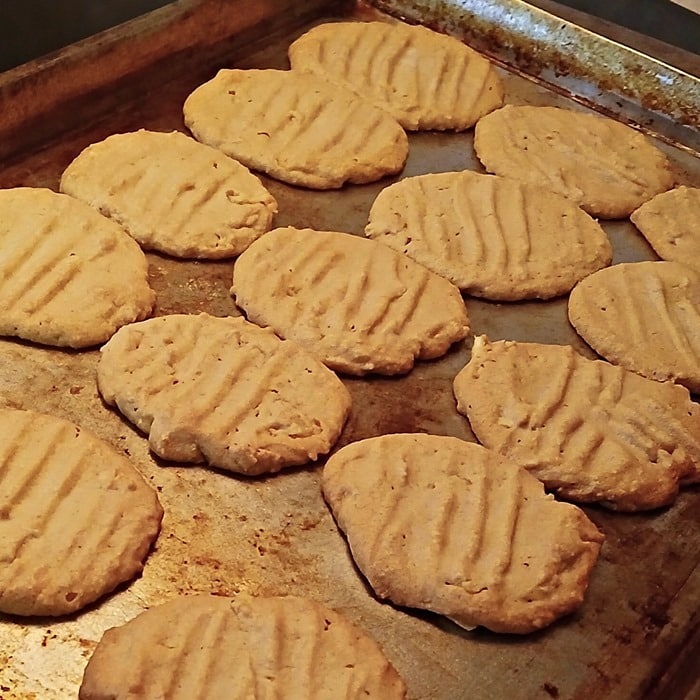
[153, 601, 237, 697]
[97, 314, 351, 475]
[83, 597, 252, 699]
[568, 261, 700, 392]
[0, 187, 154, 347]
[322, 434, 603, 633]
[454, 337, 700, 510]
[343, 439, 524, 596]
[630, 186, 700, 270]
[0, 409, 162, 616]
[491, 350, 665, 483]
[79, 596, 407, 699]
[60, 130, 277, 259]
[474, 105, 674, 218]
[1, 209, 79, 312]
[289, 21, 504, 131]
[366, 171, 611, 300]
[184, 69, 408, 189]
[232, 228, 469, 375]
[236, 597, 400, 697]
[359, 437, 523, 593]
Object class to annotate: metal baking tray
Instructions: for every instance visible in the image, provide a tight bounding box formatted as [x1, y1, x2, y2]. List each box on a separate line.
[0, 1, 698, 698]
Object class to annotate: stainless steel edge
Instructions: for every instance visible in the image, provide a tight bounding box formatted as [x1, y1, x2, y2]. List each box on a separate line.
[367, 0, 700, 151]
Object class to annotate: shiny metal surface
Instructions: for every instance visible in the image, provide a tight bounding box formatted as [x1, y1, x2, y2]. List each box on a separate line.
[370, 0, 700, 150]
[0, 1, 698, 698]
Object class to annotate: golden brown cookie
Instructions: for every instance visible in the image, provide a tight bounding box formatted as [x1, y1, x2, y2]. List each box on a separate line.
[454, 336, 700, 511]
[289, 21, 504, 131]
[60, 130, 277, 259]
[79, 594, 407, 699]
[366, 171, 612, 300]
[97, 313, 351, 475]
[630, 185, 700, 271]
[322, 433, 604, 634]
[568, 261, 700, 392]
[0, 408, 162, 616]
[0, 187, 154, 348]
[474, 105, 674, 218]
[183, 69, 408, 189]
[231, 227, 470, 375]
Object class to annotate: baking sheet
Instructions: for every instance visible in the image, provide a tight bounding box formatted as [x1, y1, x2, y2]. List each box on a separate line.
[0, 0, 699, 698]
[369, 0, 700, 151]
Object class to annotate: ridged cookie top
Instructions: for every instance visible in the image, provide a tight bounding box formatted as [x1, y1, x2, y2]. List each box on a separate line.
[454, 337, 700, 511]
[0, 409, 163, 616]
[80, 595, 406, 699]
[60, 130, 277, 259]
[231, 227, 470, 375]
[288, 21, 504, 131]
[0, 187, 154, 347]
[474, 105, 674, 218]
[568, 261, 700, 392]
[97, 313, 351, 475]
[183, 68, 408, 189]
[322, 434, 603, 634]
[630, 186, 700, 271]
[366, 171, 612, 300]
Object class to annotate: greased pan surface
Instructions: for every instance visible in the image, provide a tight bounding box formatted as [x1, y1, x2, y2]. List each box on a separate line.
[0, 1, 698, 698]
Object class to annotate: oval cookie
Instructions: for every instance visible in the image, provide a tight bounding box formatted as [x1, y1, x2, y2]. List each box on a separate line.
[454, 336, 700, 511]
[231, 227, 470, 375]
[630, 185, 700, 271]
[568, 261, 700, 392]
[322, 434, 603, 634]
[79, 595, 406, 699]
[289, 21, 504, 131]
[0, 187, 154, 348]
[97, 313, 351, 475]
[183, 68, 408, 189]
[474, 105, 674, 218]
[366, 171, 612, 300]
[60, 130, 277, 259]
[0, 408, 163, 616]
